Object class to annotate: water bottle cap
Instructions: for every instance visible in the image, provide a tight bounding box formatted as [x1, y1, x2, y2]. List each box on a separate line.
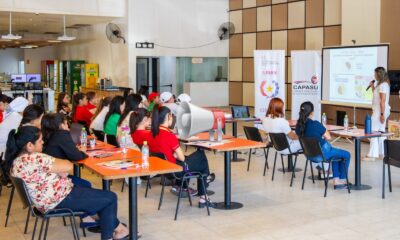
[143, 141, 147, 145]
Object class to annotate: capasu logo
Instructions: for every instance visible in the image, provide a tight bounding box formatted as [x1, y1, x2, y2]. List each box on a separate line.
[311, 75, 318, 84]
[260, 80, 279, 98]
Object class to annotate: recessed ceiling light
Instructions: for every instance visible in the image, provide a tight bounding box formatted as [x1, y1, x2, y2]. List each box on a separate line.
[20, 45, 38, 49]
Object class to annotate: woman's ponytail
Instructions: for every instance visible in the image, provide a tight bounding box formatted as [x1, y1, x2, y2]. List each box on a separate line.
[151, 104, 170, 137]
[296, 101, 314, 137]
[129, 108, 150, 133]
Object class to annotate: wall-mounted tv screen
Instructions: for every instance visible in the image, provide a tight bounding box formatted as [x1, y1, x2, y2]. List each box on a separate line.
[11, 74, 27, 83]
[26, 74, 41, 83]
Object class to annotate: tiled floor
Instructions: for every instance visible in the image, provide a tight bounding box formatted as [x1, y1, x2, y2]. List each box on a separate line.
[1, 122, 400, 240]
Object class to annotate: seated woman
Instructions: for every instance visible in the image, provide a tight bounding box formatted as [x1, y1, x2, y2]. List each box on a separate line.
[262, 97, 301, 154]
[57, 92, 71, 117]
[20, 104, 44, 128]
[104, 96, 125, 146]
[130, 108, 152, 149]
[86, 91, 98, 113]
[295, 101, 351, 189]
[90, 97, 112, 132]
[72, 92, 93, 129]
[117, 94, 143, 148]
[149, 105, 215, 207]
[5, 126, 129, 240]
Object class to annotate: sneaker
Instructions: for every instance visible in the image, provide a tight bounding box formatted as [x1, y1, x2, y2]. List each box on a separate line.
[198, 199, 217, 208]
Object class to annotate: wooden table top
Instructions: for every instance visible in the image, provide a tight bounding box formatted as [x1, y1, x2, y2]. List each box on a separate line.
[330, 129, 392, 139]
[187, 137, 266, 152]
[80, 148, 182, 180]
[179, 132, 234, 143]
[78, 140, 116, 152]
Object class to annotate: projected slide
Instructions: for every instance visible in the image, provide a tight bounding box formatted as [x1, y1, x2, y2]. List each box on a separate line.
[322, 45, 388, 105]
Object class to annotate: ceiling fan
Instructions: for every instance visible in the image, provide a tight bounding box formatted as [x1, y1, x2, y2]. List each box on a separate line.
[57, 15, 76, 41]
[1, 12, 22, 40]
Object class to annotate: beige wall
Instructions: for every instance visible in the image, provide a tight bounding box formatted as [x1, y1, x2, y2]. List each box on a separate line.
[341, 0, 381, 45]
[381, 0, 400, 70]
[24, 46, 56, 74]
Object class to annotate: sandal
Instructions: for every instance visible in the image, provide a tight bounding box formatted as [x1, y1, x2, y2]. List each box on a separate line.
[198, 196, 216, 208]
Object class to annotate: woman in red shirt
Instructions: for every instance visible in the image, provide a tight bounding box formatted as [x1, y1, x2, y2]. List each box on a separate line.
[130, 108, 152, 148]
[150, 105, 215, 208]
[86, 91, 98, 112]
[72, 92, 93, 128]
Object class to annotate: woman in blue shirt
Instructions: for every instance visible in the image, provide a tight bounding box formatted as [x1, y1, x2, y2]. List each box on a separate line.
[295, 102, 351, 189]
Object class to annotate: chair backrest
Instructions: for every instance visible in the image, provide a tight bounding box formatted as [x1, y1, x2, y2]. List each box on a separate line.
[106, 134, 119, 147]
[269, 132, 290, 152]
[243, 126, 263, 142]
[384, 139, 400, 167]
[9, 176, 32, 210]
[70, 122, 84, 145]
[92, 129, 105, 142]
[299, 137, 323, 159]
[150, 152, 167, 160]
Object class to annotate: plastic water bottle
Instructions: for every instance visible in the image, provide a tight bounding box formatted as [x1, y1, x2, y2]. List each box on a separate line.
[344, 114, 349, 131]
[80, 127, 87, 148]
[120, 132, 127, 154]
[141, 141, 149, 169]
[322, 113, 327, 126]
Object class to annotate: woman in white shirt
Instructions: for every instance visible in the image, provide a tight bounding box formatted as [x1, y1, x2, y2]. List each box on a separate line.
[364, 67, 391, 161]
[262, 97, 301, 154]
[90, 97, 112, 132]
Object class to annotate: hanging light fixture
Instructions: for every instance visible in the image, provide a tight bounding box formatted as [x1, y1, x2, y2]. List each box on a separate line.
[1, 12, 22, 40]
[57, 15, 76, 41]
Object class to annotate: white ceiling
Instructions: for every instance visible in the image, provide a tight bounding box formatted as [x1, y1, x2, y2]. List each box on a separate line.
[0, 11, 117, 48]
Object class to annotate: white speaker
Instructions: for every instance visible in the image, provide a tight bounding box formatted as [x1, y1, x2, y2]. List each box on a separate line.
[177, 102, 215, 138]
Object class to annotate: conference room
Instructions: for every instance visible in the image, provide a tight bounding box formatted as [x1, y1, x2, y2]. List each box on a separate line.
[1, 0, 400, 240]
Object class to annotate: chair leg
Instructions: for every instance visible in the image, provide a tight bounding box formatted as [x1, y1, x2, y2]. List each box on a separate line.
[62, 216, 67, 226]
[281, 155, 285, 174]
[186, 178, 193, 206]
[38, 218, 46, 240]
[174, 180, 185, 221]
[79, 218, 86, 237]
[382, 162, 386, 199]
[43, 218, 50, 240]
[24, 208, 31, 234]
[31, 216, 38, 240]
[388, 164, 392, 192]
[5, 186, 15, 227]
[247, 149, 252, 172]
[323, 162, 332, 197]
[158, 176, 166, 210]
[263, 148, 269, 176]
[121, 179, 125, 192]
[272, 152, 278, 181]
[302, 159, 309, 190]
[71, 216, 80, 240]
[290, 155, 298, 187]
[200, 177, 210, 216]
[343, 159, 351, 194]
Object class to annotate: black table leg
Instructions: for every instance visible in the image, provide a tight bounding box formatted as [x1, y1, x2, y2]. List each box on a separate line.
[129, 177, 138, 240]
[73, 164, 81, 178]
[231, 121, 245, 162]
[278, 155, 302, 172]
[351, 138, 372, 190]
[215, 151, 243, 210]
[102, 180, 110, 191]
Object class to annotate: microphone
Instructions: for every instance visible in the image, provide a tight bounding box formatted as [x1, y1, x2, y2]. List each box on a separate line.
[366, 80, 375, 91]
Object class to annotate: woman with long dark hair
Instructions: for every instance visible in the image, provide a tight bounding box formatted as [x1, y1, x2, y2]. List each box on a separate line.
[5, 126, 129, 239]
[364, 67, 391, 161]
[130, 108, 151, 148]
[150, 105, 215, 207]
[90, 96, 112, 132]
[86, 91, 98, 112]
[104, 96, 125, 137]
[57, 92, 71, 116]
[20, 104, 44, 128]
[116, 94, 143, 148]
[72, 92, 93, 128]
[295, 101, 351, 189]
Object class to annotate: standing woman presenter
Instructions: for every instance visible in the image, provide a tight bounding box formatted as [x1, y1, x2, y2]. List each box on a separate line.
[364, 67, 391, 161]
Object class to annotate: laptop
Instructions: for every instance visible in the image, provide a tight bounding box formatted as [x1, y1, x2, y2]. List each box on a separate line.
[231, 106, 251, 119]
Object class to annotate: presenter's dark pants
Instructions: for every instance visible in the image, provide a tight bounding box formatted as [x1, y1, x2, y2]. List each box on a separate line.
[175, 149, 210, 196]
[56, 186, 120, 240]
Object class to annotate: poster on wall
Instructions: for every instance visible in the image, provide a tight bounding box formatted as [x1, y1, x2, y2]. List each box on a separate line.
[254, 50, 285, 121]
[291, 50, 322, 121]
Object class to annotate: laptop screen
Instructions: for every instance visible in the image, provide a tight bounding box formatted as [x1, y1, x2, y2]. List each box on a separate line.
[231, 106, 250, 119]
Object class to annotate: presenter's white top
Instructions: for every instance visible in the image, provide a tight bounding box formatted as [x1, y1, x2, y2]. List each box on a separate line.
[372, 82, 390, 115]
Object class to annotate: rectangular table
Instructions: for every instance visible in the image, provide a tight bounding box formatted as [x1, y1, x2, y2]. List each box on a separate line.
[330, 129, 391, 190]
[80, 148, 181, 240]
[186, 138, 265, 210]
[179, 132, 234, 143]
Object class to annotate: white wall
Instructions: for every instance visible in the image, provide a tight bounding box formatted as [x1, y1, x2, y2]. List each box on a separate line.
[159, 57, 177, 94]
[24, 45, 55, 73]
[342, 0, 381, 45]
[0, 0, 125, 17]
[0, 48, 23, 74]
[56, 18, 129, 87]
